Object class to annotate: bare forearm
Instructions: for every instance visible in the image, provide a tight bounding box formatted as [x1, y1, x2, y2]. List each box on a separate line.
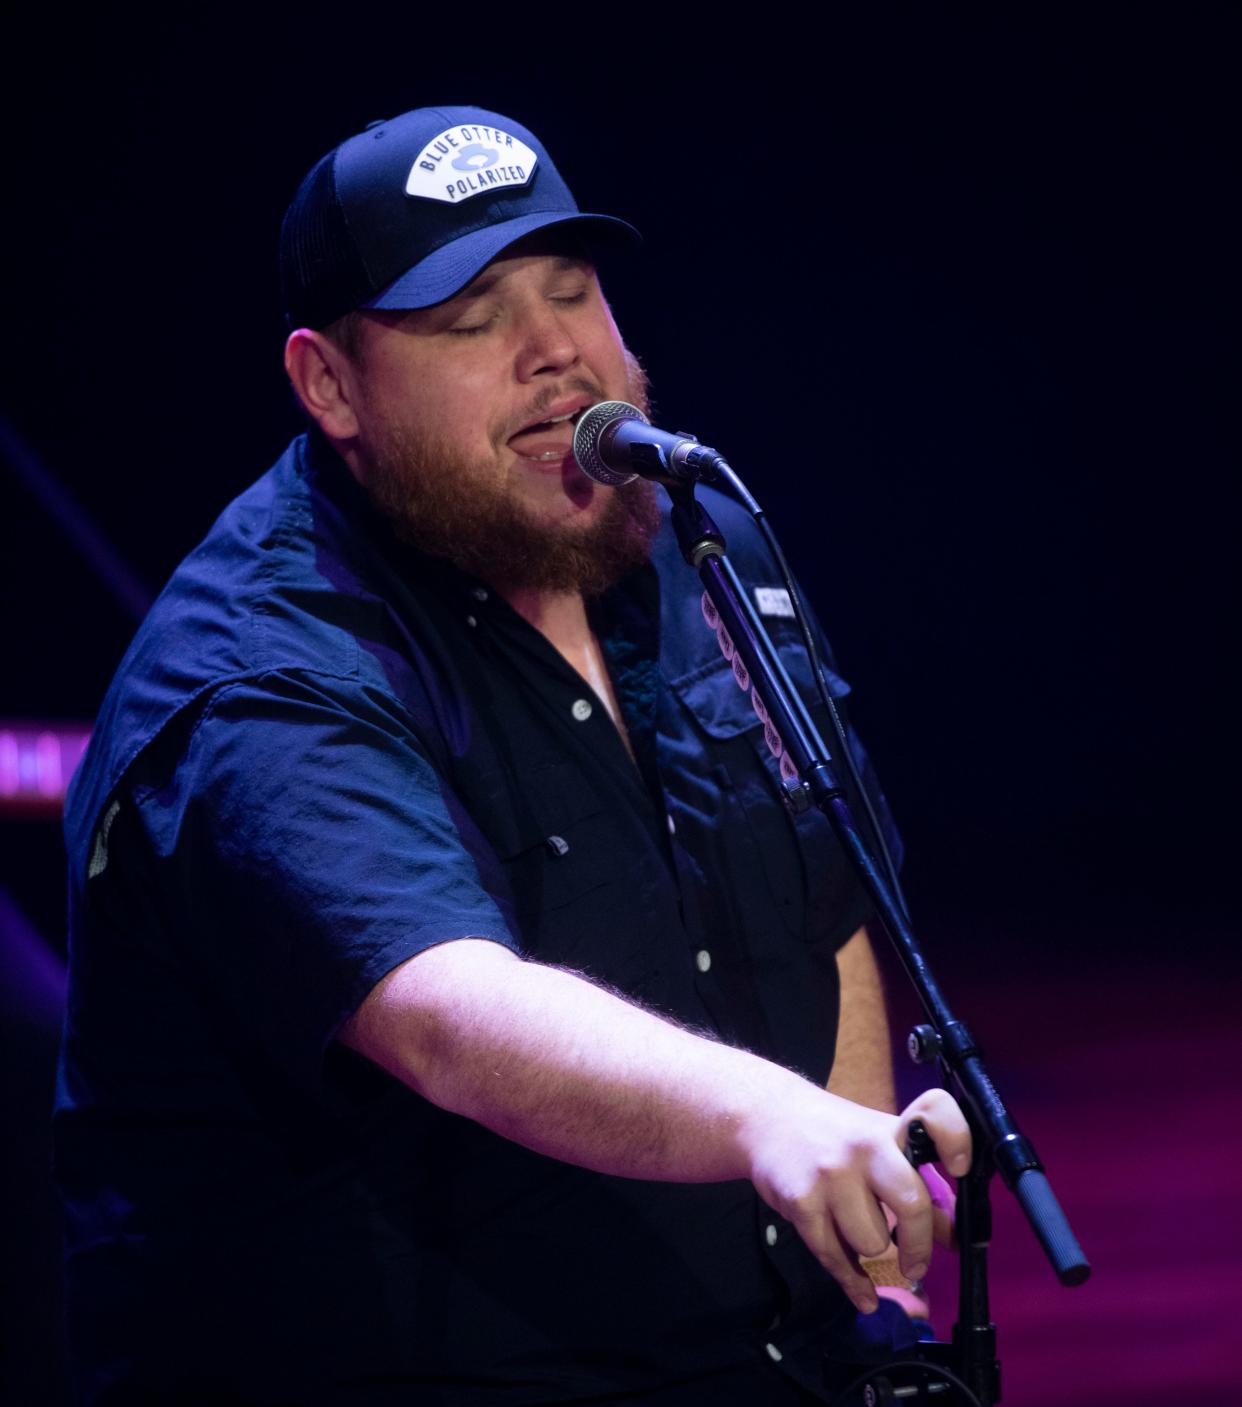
[343, 939, 802, 1183]
[827, 926, 898, 1112]
[341, 936, 972, 1312]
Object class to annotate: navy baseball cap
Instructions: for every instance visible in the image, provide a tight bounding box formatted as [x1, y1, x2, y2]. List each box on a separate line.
[279, 105, 640, 329]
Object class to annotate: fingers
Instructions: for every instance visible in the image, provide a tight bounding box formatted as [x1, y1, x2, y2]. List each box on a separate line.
[921, 1162, 958, 1250]
[900, 1088, 972, 1178]
[792, 1207, 881, 1314]
[872, 1142, 934, 1281]
[874, 1089, 971, 1280]
[830, 1181, 894, 1266]
[750, 1085, 972, 1315]
[792, 1145, 930, 1304]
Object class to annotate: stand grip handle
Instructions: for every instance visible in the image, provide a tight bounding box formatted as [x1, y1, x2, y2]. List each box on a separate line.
[1014, 1168, 1091, 1286]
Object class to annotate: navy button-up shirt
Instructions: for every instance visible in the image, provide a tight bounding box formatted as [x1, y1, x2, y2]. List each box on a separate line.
[57, 434, 904, 1404]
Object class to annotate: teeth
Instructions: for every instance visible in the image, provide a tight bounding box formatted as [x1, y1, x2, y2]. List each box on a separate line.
[511, 407, 581, 455]
[523, 411, 576, 432]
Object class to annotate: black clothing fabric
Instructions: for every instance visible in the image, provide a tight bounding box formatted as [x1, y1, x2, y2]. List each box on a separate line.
[57, 435, 906, 1404]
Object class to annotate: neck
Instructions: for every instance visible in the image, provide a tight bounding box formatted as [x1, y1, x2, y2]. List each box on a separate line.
[499, 586, 592, 660]
[499, 583, 634, 758]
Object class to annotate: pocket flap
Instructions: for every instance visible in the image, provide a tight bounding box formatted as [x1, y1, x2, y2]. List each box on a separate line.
[669, 650, 852, 742]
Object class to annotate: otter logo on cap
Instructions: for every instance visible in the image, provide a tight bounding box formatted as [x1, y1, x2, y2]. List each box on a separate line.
[405, 123, 539, 204]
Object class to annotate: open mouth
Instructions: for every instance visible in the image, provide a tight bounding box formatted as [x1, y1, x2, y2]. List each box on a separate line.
[508, 405, 590, 463]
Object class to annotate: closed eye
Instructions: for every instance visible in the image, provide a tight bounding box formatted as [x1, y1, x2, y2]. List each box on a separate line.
[446, 316, 496, 337]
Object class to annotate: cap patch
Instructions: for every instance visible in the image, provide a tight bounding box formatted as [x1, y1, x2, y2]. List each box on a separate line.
[405, 123, 538, 204]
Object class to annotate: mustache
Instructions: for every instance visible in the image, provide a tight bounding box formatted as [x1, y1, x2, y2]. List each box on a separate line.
[496, 351, 651, 446]
[500, 377, 605, 442]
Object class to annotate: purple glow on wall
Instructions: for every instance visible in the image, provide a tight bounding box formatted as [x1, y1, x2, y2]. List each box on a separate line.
[0, 720, 91, 815]
[0, 885, 66, 1024]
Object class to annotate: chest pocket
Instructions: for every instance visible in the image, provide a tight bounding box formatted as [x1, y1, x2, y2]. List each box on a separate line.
[666, 661, 809, 946]
[485, 756, 606, 896]
[665, 647, 856, 951]
[481, 759, 663, 981]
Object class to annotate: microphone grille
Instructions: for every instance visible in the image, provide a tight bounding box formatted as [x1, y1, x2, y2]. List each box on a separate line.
[572, 400, 649, 486]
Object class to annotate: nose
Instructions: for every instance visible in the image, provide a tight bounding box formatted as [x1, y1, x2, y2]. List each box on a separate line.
[513, 299, 580, 382]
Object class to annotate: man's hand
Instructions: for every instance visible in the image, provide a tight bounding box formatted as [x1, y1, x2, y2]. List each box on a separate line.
[342, 940, 971, 1315]
[820, 926, 966, 1316]
[862, 1162, 958, 1322]
[742, 1087, 970, 1313]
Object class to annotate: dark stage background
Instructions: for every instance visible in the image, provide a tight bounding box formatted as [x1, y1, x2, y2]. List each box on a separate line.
[2, 10, 1237, 1404]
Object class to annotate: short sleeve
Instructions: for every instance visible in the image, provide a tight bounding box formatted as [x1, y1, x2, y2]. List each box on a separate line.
[124, 669, 519, 1090]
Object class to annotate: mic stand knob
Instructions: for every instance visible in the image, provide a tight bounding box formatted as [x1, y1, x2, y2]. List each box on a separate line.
[907, 1023, 944, 1065]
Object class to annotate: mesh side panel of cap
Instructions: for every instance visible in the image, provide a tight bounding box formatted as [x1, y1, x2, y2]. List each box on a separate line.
[279, 152, 375, 329]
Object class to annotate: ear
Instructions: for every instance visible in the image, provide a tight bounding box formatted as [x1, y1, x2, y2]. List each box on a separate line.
[284, 329, 360, 443]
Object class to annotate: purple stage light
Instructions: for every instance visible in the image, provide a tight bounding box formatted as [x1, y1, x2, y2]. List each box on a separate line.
[0, 720, 91, 817]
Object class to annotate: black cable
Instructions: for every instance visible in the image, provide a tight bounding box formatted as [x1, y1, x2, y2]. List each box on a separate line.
[828, 1355, 983, 1407]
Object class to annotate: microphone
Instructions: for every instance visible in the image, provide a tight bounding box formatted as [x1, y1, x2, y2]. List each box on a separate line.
[572, 401, 728, 488]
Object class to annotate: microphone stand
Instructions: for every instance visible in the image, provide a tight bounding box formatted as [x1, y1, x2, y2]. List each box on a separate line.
[662, 482, 1090, 1406]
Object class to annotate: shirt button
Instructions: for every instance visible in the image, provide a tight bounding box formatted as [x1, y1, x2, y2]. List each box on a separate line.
[765, 1223, 778, 1247]
[765, 1342, 783, 1363]
[666, 813, 676, 835]
[465, 615, 478, 629]
[571, 698, 593, 722]
[695, 949, 712, 973]
[471, 585, 489, 602]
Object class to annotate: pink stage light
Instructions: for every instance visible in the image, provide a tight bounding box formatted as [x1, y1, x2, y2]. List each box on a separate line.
[0, 721, 91, 816]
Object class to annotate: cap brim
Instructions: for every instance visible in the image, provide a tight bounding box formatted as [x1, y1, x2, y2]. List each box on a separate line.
[364, 211, 640, 313]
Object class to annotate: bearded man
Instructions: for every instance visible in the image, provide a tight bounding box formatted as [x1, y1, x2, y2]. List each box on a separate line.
[57, 106, 968, 1406]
